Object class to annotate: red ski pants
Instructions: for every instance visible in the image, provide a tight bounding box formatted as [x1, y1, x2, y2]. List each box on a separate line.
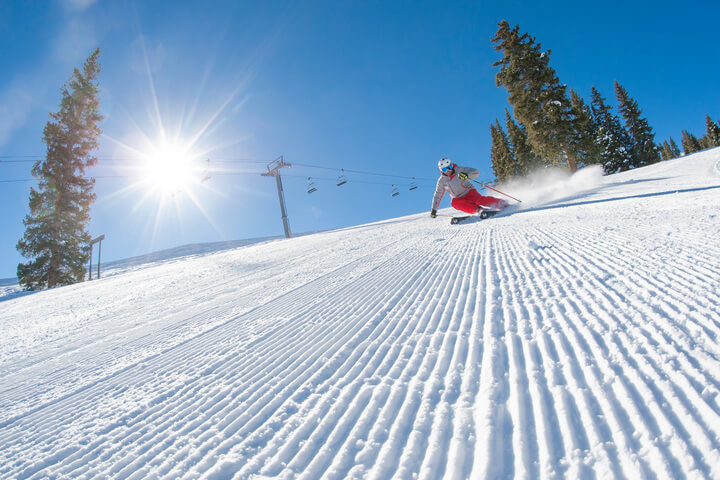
[451, 188, 505, 214]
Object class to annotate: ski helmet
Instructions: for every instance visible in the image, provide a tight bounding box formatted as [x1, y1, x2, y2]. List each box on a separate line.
[438, 157, 453, 172]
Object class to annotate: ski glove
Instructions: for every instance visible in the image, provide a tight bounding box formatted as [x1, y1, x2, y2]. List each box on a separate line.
[430, 209, 437, 218]
[458, 172, 468, 180]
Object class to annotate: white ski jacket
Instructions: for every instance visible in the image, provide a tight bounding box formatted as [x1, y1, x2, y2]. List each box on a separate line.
[431, 165, 480, 210]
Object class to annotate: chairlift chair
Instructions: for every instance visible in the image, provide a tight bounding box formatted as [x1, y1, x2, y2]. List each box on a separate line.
[337, 169, 347, 187]
[391, 184, 400, 197]
[200, 159, 211, 183]
[409, 177, 418, 190]
[307, 177, 318, 194]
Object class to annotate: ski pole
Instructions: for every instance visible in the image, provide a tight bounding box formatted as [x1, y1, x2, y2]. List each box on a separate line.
[483, 183, 522, 203]
[471, 179, 522, 203]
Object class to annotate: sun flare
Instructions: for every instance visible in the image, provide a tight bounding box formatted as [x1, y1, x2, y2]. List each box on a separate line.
[141, 143, 198, 195]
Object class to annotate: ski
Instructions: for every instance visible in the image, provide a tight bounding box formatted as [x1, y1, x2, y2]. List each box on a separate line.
[450, 209, 500, 224]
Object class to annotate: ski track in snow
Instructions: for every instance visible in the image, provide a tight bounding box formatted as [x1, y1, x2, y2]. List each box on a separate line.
[1, 150, 720, 479]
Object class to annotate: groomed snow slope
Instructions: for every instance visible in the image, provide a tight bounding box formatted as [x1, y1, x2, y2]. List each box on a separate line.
[1, 149, 720, 479]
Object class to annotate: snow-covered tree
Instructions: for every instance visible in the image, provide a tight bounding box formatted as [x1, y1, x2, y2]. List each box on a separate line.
[504, 109, 542, 176]
[490, 119, 517, 182]
[16, 49, 103, 290]
[702, 114, 720, 148]
[492, 21, 578, 171]
[569, 89, 602, 167]
[614, 81, 660, 168]
[590, 87, 633, 173]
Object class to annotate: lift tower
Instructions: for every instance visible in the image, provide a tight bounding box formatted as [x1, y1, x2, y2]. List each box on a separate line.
[261, 156, 292, 238]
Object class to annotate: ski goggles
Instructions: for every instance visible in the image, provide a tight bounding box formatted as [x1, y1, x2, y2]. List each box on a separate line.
[441, 164, 454, 173]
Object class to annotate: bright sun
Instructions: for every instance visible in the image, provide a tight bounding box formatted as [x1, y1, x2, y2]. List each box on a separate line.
[141, 143, 197, 195]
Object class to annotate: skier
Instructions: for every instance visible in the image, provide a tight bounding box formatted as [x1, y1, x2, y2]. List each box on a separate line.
[430, 158, 507, 218]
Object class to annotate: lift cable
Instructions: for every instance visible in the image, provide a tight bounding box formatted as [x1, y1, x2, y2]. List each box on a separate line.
[1, 156, 440, 187]
[291, 162, 435, 182]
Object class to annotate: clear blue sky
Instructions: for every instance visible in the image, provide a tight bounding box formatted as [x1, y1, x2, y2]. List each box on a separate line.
[1, 0, 718, 279]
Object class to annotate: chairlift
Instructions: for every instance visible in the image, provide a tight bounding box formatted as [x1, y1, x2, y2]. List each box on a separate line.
[307, 177, 318, 194]
[337, 169, 347, 187]
[409, 177, 418, 191]
[391, 184, 400, 197]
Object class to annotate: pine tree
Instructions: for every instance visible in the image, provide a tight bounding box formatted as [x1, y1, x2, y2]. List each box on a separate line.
[660, 141, 671, 161]
[660, 141, 673, 161]
[668, 137, 681, 158]
[681, 129, 702, 154]
[569, 89, 602, 167]
[490, 119, 517, 182]
[504, 109, 541, 176]
[614, 81, 660, 167]
[702, 114, 720, 148]
[492, 21, 578, 171]
[660, 137, 682, 161]
[590, 87, 633, 173]
[16, 49, 103, 290]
